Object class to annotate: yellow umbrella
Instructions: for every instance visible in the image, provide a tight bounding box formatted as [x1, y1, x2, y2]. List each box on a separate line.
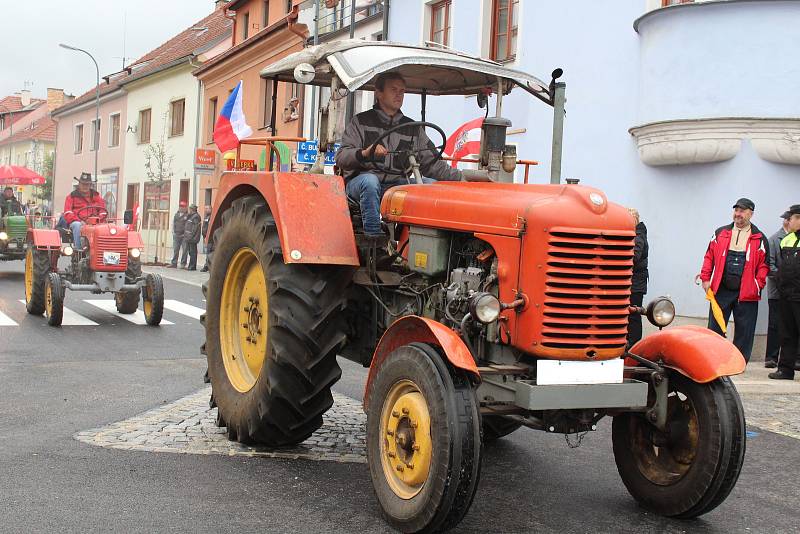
[705, 288, 727, 334]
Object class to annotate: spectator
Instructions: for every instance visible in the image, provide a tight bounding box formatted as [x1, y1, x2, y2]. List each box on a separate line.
[201, 205, 212, 272]
[765, 212, 791, 368]
[182, 204, 202, 271]
[0, 186, 23, 216]
[168, 201, 189, 268]
[698, 198, 769, 362]
[627, 208, 649, 347]
[768, 204, 800, 380]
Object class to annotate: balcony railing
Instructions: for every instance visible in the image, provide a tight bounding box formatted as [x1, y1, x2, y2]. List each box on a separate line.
[300, 0, 385, 38]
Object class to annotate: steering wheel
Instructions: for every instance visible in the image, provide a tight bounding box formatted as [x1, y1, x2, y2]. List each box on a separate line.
[365, 121, 447, 177]
[75, 205, 108, 223]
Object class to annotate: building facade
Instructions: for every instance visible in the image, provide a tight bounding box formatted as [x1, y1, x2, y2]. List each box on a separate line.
[387, 0, 800, 330]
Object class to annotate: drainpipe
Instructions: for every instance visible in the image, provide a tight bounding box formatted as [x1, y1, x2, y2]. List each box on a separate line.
[190, 56, 204, 205]
[225, 8, 237, 44]
[309, 0, 320, 139]
[382, 0, 389, 40]
[287, 5, 305, 40]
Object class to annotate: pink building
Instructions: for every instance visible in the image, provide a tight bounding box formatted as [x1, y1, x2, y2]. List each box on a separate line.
[51, 81, 127, 220]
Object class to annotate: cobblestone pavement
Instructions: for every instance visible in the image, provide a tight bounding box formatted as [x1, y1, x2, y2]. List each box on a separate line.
[740, 393, 800, 440]
[75, 387, 367, 463]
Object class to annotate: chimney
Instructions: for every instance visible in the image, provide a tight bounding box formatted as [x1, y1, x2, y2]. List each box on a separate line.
[47, 88, 65, 112]
[20, 89, 31, 107]
[215, 0, 228, 10]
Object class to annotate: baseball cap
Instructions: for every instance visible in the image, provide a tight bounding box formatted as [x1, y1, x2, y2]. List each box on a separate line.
[179, 201, 188, 207]
[732, 198, 755, 211]
[781, 204, 800, 218]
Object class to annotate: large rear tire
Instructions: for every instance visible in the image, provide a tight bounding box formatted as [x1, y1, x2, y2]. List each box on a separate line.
[45, 272, 64, 327]
[25, 247, 50, 315]
[366, 343, 482, 533]
[204, 195, 352, 446]
[115, 257, 142, 314]
[481, 414, 523, 442]
[612, 372, 745, 518]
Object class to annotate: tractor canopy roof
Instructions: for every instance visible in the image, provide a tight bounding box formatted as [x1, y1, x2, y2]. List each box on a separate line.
[260, 40, 552, 104]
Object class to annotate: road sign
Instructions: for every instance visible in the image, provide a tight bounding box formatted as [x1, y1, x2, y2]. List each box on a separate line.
[194, 149, 216, 173]
[296, 141, 340, 166]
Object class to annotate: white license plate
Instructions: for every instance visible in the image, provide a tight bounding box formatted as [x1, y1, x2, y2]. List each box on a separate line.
[103, 251, 121, 265]
[536, 359, 624, 385]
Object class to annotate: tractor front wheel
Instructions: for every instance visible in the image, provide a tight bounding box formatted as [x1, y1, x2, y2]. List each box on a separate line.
[612, 373, 745, 518]
[45, 272, 64, 327]
[116, 257, 142, 314]
[366, 343, 482, 533]
[24, 247, 50, 315]
[142, 273, 164, 325]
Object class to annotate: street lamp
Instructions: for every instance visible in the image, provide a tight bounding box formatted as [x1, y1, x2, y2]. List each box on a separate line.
[59, 43, 100, 183]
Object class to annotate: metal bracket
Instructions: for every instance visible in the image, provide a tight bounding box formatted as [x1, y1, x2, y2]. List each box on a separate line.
[646, 371, 669, 432]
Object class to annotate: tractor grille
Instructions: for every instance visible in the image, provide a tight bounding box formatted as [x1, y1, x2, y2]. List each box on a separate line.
[91, 235, 128, 271]
[6, 216, 27, 239]
[541, 229, 635, 351]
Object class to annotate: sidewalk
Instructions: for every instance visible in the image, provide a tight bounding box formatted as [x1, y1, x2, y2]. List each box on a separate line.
[144, 254, 209, 288]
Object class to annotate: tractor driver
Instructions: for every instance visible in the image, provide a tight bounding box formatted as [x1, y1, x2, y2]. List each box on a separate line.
[0, 186, 23, 216]
[63, 173, 107, 249]
[336, 72, 462, 236]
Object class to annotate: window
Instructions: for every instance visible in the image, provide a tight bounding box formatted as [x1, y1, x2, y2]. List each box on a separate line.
[260, 79, 274, 129]
[243, 12, 250, 40]
[109, 113, 120, 147]
[143, 180, 170, 230]
[262, 0, 270, 28]
[90, 118, 101, 151]
[139, 108, 152, 144]
[662, 0, 693, 5]
[126, 183, 140, 211]
[208, 97, 218, 143]
[179, 179, 190, 205]
[170, 99, 185, 137]
[74, 124, 84, 153]
[491, 0, 519, 62]
[430, 0, 451, 47]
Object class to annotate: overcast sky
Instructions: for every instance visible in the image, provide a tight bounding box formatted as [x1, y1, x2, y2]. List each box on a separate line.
[0, 0, 217, 100]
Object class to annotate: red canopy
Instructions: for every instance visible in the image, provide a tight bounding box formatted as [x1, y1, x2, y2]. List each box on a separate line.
[0, 165, 46, 185]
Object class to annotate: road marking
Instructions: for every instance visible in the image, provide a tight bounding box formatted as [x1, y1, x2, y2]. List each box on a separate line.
[0, 309, 18, 326]
[17, 299, 99, 325]
[83, 300, 174, 325]
[163, 299, 204, 320]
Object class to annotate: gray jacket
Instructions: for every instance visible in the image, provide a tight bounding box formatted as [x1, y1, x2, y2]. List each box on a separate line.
[767, 227, 788, 300]
[173, 210, 188, 236]
[336, 107, 461, 185]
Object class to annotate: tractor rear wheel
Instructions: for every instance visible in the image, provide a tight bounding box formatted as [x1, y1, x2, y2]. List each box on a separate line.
[25, 247, 50, 315]
[204, 195, 352, 446]
[481, 415, 523, 442]
[45, 272, 64, 327]
[366, 343, 482, 533]
[115, 257, 142, 314]
[142, 273, 164, 325]
[612, 372, 745, 518]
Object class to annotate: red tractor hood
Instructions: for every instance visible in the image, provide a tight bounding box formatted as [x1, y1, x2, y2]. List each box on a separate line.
[381, 182, 631, 236]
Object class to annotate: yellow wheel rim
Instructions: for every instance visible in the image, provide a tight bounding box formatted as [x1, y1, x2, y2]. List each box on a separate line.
[143, 288, 152, 317]
[220, 247, 269, 393]
[24, 248, 33, 302]
[379, 380, 433, 499]
[45, 279, 52, 316]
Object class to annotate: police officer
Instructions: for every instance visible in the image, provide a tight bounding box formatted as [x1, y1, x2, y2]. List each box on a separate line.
[769, 204, 800, 380]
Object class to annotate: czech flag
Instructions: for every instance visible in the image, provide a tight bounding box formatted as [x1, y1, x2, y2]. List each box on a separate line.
[444, 117, 484, 168]
[213, 80, 253, 153]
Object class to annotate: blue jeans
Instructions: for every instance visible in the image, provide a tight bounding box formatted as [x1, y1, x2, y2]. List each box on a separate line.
[346, 173, 435, 235]
[69, 221, 83, 249]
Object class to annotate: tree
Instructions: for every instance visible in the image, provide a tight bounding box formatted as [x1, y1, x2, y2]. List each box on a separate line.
[143, 112, 175, 185]
[37, 150, 54, 207]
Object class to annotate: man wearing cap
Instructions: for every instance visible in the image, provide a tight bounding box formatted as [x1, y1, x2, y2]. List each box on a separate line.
[63, 173, 107, 249]
[769, 205, 800, 380]
[699, 198, 769, 362]
[169, 201, 189, 268]
[764, 210, 792, 368]
[182, 204, 202, 271]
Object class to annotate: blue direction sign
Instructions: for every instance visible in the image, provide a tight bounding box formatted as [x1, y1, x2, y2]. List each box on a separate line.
[296, 141, 340, 165]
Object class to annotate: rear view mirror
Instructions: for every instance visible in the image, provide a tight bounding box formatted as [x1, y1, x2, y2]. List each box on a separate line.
[123, 210, 133, 225]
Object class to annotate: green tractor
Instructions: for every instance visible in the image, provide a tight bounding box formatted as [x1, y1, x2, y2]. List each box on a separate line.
[0, 213, 29, 261]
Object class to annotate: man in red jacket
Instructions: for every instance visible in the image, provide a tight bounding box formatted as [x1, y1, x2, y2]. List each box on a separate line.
[699, 198, 769, 362]
[63, 173, 107, 249]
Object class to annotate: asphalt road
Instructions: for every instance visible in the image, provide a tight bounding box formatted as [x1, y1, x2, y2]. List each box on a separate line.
[1, 259, 799, 533]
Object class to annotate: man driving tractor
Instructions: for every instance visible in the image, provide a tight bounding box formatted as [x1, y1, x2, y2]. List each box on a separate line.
[63, 173, 107, 249]
[336, 72, 462, 236]
[1, 186, 23, 216]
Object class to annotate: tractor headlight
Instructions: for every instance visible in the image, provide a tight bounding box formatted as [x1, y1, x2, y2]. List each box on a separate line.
[646, 296, 675, 328]
[469, 292, 501, 324]
[0, 231, 7, 241]
[129, 247, 141, 259]
[62, 245, 74, 256]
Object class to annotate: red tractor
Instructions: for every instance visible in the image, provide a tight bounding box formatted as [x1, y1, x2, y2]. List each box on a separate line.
[202, 42, 746, 533]
[25, 205, 164, 326]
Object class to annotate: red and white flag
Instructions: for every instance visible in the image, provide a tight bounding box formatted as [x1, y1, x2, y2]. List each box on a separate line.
[444, 117, 484, 168]
[213, 80, 253, 153]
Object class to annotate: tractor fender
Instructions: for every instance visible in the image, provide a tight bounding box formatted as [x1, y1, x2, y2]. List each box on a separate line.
[127, 231, 144, 249]
[363, 315, 480, 410]
[628, 325, 746, 383]
[207, 171, 359, 266]
[27, 228, 61, 250]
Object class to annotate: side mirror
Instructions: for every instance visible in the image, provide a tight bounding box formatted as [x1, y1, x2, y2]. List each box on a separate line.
[123, 209, 133, 225]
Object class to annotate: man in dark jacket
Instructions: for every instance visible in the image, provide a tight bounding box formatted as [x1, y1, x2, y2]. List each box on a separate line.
[768, 204, 800, 380]
[201, 205, 212, 272]
[0, 187, 23, 216]
[627, 208, 649, 347]
[765, 212, 790, 368]
[169, 201, 189, 268]
[698, 198, 769, 362]
[182, 204, 202, 271]
[336, 72, 462, 236]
